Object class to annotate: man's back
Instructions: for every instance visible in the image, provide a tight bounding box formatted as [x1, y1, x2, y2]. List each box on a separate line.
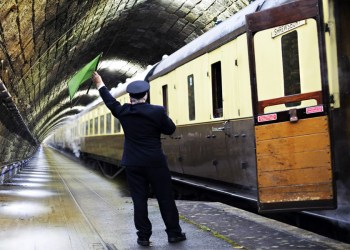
[99, 86, 176, 167]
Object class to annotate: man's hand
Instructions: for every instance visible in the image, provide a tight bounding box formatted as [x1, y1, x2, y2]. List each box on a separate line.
[92, 71, 105, 89]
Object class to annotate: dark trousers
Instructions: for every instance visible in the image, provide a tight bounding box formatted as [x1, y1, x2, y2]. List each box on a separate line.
[125, 166, 182, 239]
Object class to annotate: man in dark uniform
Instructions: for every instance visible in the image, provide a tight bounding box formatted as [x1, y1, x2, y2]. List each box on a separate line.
[92, 72, 186, 246]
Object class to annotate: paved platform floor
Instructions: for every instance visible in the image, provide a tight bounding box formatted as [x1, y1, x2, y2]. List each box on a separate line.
[0, 146, 349, 250]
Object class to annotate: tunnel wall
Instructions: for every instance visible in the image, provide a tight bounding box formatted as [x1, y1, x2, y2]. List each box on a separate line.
[0, 79, 38, 171]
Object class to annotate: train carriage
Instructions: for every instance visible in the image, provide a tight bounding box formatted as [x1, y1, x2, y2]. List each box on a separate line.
[148, 0, 348, 213]
[50, 0, 350, 225]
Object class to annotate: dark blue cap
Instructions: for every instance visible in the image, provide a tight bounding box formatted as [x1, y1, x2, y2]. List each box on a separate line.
[126, 80, 150, 94]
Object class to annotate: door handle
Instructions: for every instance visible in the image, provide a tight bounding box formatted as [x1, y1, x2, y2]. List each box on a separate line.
[212, 120, 231, 137]
[212, 126, 224, 132]
[206, 135, 216, 139]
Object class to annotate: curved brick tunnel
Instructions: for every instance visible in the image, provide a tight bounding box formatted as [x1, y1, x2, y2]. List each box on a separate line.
[0, 0, 251, 166]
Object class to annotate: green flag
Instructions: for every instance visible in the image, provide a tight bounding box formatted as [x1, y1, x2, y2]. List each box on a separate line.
[67, 53, 102, 100]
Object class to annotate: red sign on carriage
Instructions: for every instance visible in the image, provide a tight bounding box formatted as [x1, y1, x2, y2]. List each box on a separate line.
[306, 105, 324, 114]
[257, 113, 277, 123]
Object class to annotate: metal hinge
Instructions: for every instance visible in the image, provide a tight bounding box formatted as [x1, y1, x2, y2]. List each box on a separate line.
[325, 23, 330, 33]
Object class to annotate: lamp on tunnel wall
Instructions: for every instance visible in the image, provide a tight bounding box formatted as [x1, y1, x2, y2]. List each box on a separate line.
[213, 17, 222, 26]
[1, 59, 3, 80]
[0, 59, 9, 84]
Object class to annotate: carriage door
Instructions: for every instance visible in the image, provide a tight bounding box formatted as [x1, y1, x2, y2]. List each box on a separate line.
[246, 0, 336, 212]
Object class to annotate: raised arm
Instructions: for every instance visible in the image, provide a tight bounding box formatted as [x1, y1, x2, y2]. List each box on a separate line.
[92, 71, 122, 117]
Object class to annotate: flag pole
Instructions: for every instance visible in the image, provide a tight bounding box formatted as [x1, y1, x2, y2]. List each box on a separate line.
[86, 52, 103, 95]
[68, 53, 103, 108]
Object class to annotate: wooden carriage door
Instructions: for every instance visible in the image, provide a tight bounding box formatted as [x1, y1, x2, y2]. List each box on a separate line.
[246, 0, 336, 212]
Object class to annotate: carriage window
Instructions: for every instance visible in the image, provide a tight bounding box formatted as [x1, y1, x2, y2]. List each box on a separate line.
[106, 113, 111, 134]
[81, 123, 84, 136]
[211, 61, 223, 118]
[85, 121, 88, 136]
[94, 117, 98, 134]
[100, 115, 105, 134]
[282, 31, 301, 107]
[188, 74, 195, 120]
[89, 119, 93, 135]
[162, 85, 168, 114]
[114, 117, 121, 133]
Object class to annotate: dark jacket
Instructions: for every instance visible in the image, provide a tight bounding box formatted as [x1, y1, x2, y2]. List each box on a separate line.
[99, 86, 176, 167]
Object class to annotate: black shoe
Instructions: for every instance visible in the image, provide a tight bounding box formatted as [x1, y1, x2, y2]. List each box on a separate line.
[168, 232, 186, 243]
[137, 238, 151, 246]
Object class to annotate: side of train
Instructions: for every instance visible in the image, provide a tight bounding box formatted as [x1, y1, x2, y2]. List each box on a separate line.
[51, 0, 350, 217]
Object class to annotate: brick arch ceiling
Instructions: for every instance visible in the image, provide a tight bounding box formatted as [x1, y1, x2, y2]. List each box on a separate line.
[0, 0, 250, 144]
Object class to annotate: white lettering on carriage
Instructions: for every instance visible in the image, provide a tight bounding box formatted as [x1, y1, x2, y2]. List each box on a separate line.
[271, 20, 306, 38]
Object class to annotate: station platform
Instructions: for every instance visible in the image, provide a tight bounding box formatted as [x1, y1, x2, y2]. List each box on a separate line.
[0, 146, 349, 250]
